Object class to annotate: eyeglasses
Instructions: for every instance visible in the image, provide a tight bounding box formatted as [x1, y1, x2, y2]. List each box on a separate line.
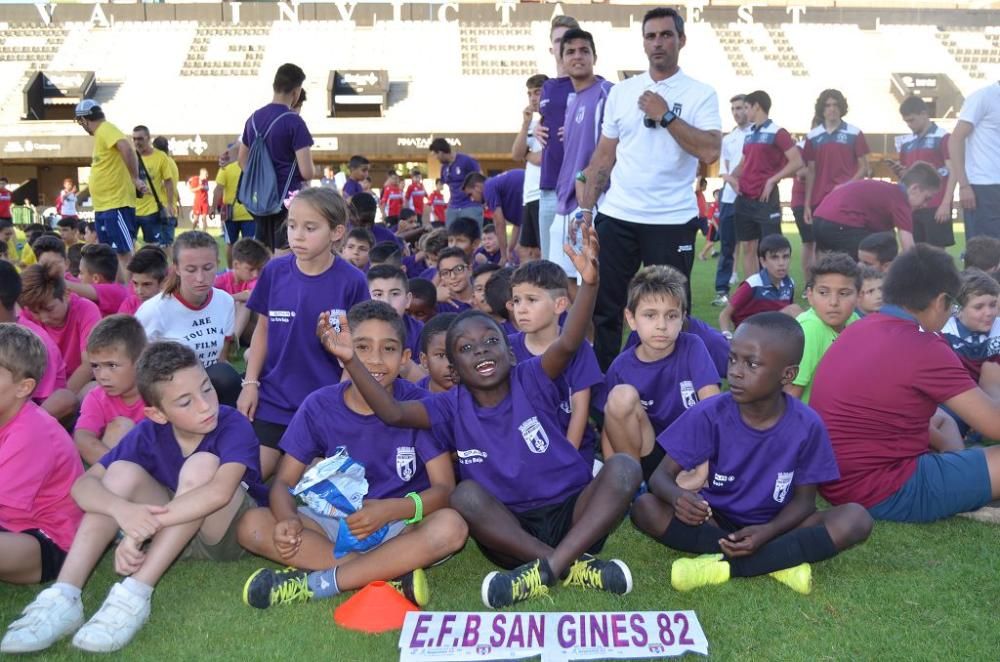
[439, 264, 468, 279]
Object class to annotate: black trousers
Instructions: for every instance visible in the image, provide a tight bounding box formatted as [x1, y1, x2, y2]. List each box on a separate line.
[253, 208, 289, 252]
[593, 213, 698, 372]
[813, 217, 871, 261]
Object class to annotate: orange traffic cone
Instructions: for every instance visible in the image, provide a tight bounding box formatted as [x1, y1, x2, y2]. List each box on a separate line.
[333, 581, 420, 633]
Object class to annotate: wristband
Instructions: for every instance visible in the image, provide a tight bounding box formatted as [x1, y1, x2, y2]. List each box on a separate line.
[241, 379, 261, 387]
[404, 492, 423, 524]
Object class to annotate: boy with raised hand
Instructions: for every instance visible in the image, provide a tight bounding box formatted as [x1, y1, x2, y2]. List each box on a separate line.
[602, 265, 720, 486]
[73, 315, 148, 465]
[316, 222, 642, 609]
[0, 324, 83, 586]
[239, 301, 467, 609]
[509, 259, 602, 463]
[1, 341, 266, 654]
[631, 312, 873, 594]
[786, 253, 860, 403]
[719, 234, 798, 336]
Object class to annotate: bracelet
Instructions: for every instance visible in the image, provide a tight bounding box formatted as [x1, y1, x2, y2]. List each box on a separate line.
[404, 492, 423, 524]
[575, 170, 587, 184]
[241, 379, 261, 387]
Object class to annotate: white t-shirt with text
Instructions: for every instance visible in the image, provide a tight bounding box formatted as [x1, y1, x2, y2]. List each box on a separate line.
[136, 289, 235, 367]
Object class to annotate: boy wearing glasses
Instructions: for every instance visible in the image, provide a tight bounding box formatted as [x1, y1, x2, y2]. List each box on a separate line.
[435, 247, 474, 314]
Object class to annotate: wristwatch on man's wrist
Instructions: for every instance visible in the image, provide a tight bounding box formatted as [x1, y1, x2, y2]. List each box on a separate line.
[660, 111, 677, 128]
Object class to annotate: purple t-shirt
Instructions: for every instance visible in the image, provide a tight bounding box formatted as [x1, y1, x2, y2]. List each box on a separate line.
[366, 223, 404, 249]
[279, 380, 446, 500]
[557, 79, 612, 215]
[624, 316, 730, 380]
[508, 333, 603, 465]
[418, 266, 437, 281]
[402, 255, 427, 277]
[659, 393, 839, 526]
[474, 247, 501, 265]
[99, 406, 268, 505]
[240, 103, 314, 194]
[343, 179, 363, 199]
[539, 77, 576, 191]
[247, 254, 370, 425]
[484, 169, 525, 227]
[423, 358, 592, 512]
[602, 333, 719, 435]
[440, 153, 481, 210]
[436, 299, 472, 315]
[404, 314, 424, 364]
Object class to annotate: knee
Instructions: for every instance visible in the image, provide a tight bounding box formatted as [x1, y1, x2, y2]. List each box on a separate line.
[832, 503, 874, 548]
[629, 493, 666, 536]
[176, 452, 220, 493]
[101, 461, 147, 495]
[448, 480, 488, 518]
[105, 416, 135, 435]
[424, 509, 469, 555]
[604, 384, 641, 421]
[603, 454, 643, 495]
[236, 507, 273, 550]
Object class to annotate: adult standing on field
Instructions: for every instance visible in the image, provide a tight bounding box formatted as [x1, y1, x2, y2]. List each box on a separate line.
[152, 136, 179, 245]
[950, 81, 1000, 240]
[577, 6, 721, 370]
[132, 125, 175, 247]
[74, 99, 144, 275]
[239, 63, 315, 252]
[428, 138, 482, 228]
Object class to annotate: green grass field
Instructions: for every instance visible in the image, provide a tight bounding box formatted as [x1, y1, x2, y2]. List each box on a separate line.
[3, 228, 998, 660]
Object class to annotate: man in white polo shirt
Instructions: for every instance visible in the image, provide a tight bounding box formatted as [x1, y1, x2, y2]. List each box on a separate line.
[950, 81, 1000, 240]
[713, 94, 750, 306]
[576, 6, 721, 370]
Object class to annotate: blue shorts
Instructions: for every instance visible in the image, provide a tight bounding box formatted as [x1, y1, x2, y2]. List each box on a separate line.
[134, 212, 164, 244]
[868, 448, 992, 523]
[94, 207, 136, 254]
[224, 216, 256, 245]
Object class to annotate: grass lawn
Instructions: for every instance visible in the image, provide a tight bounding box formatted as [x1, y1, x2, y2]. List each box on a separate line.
[3, 227, 998, 660]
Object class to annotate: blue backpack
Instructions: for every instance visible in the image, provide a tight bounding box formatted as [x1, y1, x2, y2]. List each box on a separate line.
[237, 110, 297, 217]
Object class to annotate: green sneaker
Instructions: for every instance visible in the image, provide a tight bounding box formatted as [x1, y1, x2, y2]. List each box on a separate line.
[671, 555, 730, 592]
[481, 560, 551, 609]
[563, 555, 633, 595]
[769, 563, 812, 595]
[389, 568, 430, 607]
[243, 568, 313, 609]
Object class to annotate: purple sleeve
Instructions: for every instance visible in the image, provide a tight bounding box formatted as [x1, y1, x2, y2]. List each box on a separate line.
[415, 428, 449, 463]
[793, 410, 841, 485]
[685, 335, 722, 389]
[240, 114, 253, 147]
[565, 342, 604, 394]
[421, 390, 457, 450]
[278, 394, 325, 466]
[214, 412, 263, 474]
[246, 260, 272, 315]
[483, 178, 501, 211]
[522, 358, 565, 410]
[288, 114, 313, 152]
[656, 404, 715, 471]
[98, 424, 149, 469]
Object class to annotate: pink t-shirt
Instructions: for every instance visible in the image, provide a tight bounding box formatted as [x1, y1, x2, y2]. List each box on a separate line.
[76, 387, 146, 436]
[812, 311, 977, 509]
[0, 401, 84, 550]
[213, 270, 257, 296]
[20, 294, 102, 375]
[117, 293, 143, 315]
[93, 283, 129, 317]
[20, 318, 68, 401]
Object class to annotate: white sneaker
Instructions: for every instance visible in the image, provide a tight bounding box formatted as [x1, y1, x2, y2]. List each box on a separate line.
[729, 272, 739, 286]
[1, 587, 84, 653]
[71, 583, 150, 653]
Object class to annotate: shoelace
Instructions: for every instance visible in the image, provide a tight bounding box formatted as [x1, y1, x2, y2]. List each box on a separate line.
[564, 560, 603, 589]
[269, 573, 312, 605]
[510, 565, 549, 601]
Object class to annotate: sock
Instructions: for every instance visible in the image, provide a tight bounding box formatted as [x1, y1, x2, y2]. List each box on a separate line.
[728, 526, 838, 578]
[537, 558, 557, 586]
[658, 518, 728, 554]
[52, 582, 81, 601]
[121, 577, 153, 600]
[307, 567, 340, 600]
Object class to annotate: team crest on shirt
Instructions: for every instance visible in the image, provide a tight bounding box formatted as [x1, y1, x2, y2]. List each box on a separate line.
[672, 102, 683, 117]
[575, 106, 586, 124]
[396, 447, 416, 481]
[773, 471, 794, 503]
[679, 380, 697, 409]
[836, 133, 848, 144]
[518, 416, 550, 454]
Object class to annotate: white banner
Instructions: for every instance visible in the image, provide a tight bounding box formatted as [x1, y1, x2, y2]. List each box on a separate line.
[398, 611, 708, 661]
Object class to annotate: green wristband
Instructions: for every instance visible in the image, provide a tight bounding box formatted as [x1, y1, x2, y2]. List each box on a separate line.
[404, 492, 423, 524]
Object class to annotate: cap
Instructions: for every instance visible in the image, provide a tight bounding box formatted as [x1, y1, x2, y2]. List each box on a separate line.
[74, 99, 101, 118]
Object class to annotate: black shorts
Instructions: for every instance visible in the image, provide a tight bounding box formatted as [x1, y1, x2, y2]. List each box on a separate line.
[792, 205, 815, 243]
[518, 200, 541, 249]
[252, 418, 288, 450]
[253, 208, 290, 252]
[734, 192, 782, 242]
[0, 526, 67, 582]
[912, 207, 955, 248]
[640, 443, 667, 483]
[476, 490, 608, 570]
[812, 217, 871, 261]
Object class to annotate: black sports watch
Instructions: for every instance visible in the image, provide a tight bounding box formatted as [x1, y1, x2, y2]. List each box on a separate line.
[660, 110, 677, 128]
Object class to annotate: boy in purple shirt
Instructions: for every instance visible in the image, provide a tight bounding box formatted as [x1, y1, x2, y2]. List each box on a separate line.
[509, 259, 603, 465]
[434, 247, 474, 314]
[366, 264, 424, 375]
[239, 302, 466, 609]
[602, 265, 721, 486]
[480, 170, 524, 263]
[3, 342, 267, 654]
[342, 155, 369, 199]
[428, 138, 482, 227]
[630, 313, 872, 594]
[474, 224, 502, 265]
[417, 313, 458, 393]
[317, 222, 641, 609]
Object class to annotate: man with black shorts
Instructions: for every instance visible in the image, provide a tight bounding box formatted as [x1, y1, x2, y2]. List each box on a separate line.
[730, 90, 801, 281]
[577, 7, 721, 370]
[896, 96, 955, 247]
[512, 73, 548, 263]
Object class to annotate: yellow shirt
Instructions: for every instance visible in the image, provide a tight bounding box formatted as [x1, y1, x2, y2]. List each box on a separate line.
[89, 121, 135, 212]
[135, 149, 172, 217]
[164, 155, 179, 210]
[215, 162, 252, 221]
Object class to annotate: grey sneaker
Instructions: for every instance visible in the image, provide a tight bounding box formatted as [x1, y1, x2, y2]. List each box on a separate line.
[711, 293, 728, 307]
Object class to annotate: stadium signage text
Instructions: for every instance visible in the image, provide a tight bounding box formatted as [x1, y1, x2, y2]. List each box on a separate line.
[397, 137, 462, 149]
[398, 610, 708, 660]
[3, 140, 61, 154]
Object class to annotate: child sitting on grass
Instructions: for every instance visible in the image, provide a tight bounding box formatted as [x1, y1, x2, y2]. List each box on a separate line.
[786, 253, 860, 403]
[417, 313, 458, 393]
[73, 315, 148, 465]
[857, 231, 898, 273]
[238, 301, 467, 609]
[341, 227, 374, 273]
[66, 244, 129, 317]
[214, 237, 270, 343]
[630, 312, 873, 594]
[484, 266, 518, 335]
[317, 223, 642, 609]
[963, 236, 1000, 276]
[474, 224, 501, 265]
[856, 265, 884, 316]
[719, 234, 799, 336]
[118, 246, 169, 315]
[1, 342, 266, 654]
[941, 268, 1000, 384]
[406, 277, 437, 324]
[434, 247, 474, 314]
[0, 324, 83, 586]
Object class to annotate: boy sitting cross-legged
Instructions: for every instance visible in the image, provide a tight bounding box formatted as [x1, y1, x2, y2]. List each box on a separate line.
[630, 313, 872, 594]
[238, 300, 468, 609]
[1, 341, 267, 654]
[316, 221, 643, 609]
[719, 234, 800, 336]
